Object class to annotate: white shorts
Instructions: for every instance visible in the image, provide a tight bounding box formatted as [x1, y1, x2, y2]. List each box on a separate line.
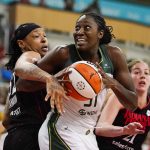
[0, 132, 7, 150]
[38, 113, 50, 150]
[38, 112, 99, 150]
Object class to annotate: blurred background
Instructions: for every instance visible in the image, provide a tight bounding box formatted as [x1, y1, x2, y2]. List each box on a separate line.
[0, 0, 150, 123]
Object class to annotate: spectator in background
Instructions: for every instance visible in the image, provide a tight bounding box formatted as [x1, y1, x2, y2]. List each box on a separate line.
[64, 0, 74, 11]
[82, 0, 101, 15]
[96, 59, 150, 150]
[19, 0, 30, 4]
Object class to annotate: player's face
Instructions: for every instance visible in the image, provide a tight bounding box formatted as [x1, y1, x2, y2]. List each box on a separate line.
[130, 62, 150, 93]
[23, 28, 49, 57]
[73, 15, 102, 52]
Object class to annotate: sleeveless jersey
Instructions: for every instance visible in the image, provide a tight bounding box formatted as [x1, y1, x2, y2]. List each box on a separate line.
[3, 74, 50, 131]
[44, 44, 115, 149]
[97, 96, 150, 150]
[64, 44, 114, 74]
[51, 44, 114, 131]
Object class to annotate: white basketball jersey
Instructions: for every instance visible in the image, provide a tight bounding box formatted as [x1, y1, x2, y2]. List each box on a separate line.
[39, 88, 108, 150]
[57, 88, 107, 130]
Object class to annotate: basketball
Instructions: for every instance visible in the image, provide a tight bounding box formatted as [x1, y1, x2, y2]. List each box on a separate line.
[64, 61, 103, 101]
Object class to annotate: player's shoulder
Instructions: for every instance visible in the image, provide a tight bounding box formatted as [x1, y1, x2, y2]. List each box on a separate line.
[52, 44, 67, 53]
[106, 45, 125, 60]
[52, 44, 73, 59]
[22, 51, 41, 58]
[17, 51, 41, 63]
[106, 45, 123, 53]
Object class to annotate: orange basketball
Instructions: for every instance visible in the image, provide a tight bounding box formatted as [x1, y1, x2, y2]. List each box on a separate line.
[64, 61, 103, 101]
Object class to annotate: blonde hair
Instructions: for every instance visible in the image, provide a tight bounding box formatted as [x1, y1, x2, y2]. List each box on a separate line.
[128, 59, 149, 72]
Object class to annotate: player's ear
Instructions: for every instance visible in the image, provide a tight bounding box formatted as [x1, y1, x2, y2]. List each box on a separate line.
[17, 40, 26, 51]
[98, 30, 104, 39]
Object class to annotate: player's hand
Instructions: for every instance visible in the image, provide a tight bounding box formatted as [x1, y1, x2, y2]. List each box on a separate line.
[55, 68, 72, 94]
[96, 62, 116, 89]
[45, 76, 69, 115]
[123, 122, 144, 135]
[55, 67, 71, 80]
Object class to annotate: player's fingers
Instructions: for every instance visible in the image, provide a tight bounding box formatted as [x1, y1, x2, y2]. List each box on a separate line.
[57, 70, 72, 79]
[128, 122, 143, 130]
[62, 70, 72, 76]
[58, 79, 72, 84]
[50, 95, 55, 109]
[132, 122, 143, 129]
[58, 95, 64, 113]
[45, 94, 50, 101]
[127, 122, 144, 135]
[96, 62, 108, 79]
[45, 85, 52, 101]
[55, 95, 63, 115]
[95, 62, 101, 68]
[58, 86, 69, 101]
[135, 129, 145, 134]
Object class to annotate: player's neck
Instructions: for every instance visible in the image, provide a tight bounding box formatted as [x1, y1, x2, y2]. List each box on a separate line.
[138, 92, 148, 107]
[76, 48, 102, 64]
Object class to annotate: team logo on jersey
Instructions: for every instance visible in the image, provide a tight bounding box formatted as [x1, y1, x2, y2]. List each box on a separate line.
[146, 110, 150, 116]
[79, 109, 86, 115]
[78, 109, 97, 116]
[104, 64, 111, 69]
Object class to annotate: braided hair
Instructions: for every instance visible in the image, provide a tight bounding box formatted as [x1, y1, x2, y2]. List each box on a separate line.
[78, 12, 114, 45]
[6, 23, 41, 71]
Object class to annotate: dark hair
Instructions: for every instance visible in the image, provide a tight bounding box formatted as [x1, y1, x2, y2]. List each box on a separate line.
[6, 23, 41, 71]
[78, 12, 114, 45]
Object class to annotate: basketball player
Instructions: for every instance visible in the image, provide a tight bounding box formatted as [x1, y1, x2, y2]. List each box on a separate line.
[96, 59, 150, 150]
[14, 13, 140, 149]
[2, 23, 67, 150]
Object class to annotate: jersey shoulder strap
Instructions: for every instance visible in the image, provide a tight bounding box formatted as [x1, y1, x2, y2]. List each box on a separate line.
[99, 44, 114, 75]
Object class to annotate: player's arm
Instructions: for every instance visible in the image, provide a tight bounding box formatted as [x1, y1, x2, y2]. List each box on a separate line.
[95, 94, 144, 137]
[15, 51, 53, 83]
[111, 47, 137, 111]
[15, 47, 66, 91]
[37, 45, 70, 73]
[15, 47, 69, 114]
[99, 46, 138, 111]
